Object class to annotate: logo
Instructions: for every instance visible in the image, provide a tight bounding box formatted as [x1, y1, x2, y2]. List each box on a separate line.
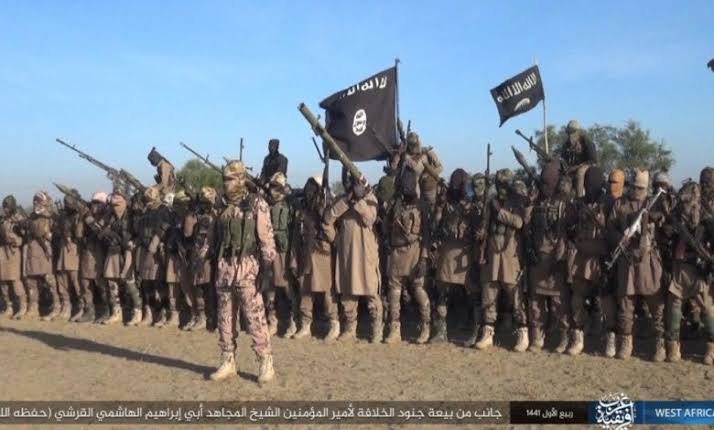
[596, 393, 635, 430]
[352, 109, 367, 136]
[514, 98, 531, 112]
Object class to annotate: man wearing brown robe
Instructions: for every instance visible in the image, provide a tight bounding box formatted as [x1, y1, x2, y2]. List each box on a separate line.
[324, 169, 383, 343]
[77, 192, 109, 323]
[182, 186, 218, 331]
[607, 169, 665, 361]
[383, 169, 431, 344]
[100, 192, 143, 326]
[54, 191, 83, 321]
[525, 162, 570, 353]
[665, 181, 714, 364]
[431, 169, 473, 344]
[24, 191, 61, 321]
[475, 169, 528, 351]
[568, 166, 615, 357]
[0, 195, 27, 319]
[292, 176, 340, 341]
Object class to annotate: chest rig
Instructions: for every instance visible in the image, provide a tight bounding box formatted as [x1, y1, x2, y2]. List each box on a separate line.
[440, 200, 470, 242]
[270, 200, 290, 253]
[217, 196, 258, 259]
[531, 197, 566, 247]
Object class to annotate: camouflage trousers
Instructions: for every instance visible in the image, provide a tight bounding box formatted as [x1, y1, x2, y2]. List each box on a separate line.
[25, 274, 62, 312]
[217, 284, 272, 358]
[341, 294, 383, 325]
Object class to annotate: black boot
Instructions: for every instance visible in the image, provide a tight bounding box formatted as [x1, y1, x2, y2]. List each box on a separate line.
[429, 317, 448, 344]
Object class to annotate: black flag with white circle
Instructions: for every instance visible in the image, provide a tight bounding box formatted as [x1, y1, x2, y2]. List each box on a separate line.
[490, 65, 545, 126]
[319, 66, 398, 161]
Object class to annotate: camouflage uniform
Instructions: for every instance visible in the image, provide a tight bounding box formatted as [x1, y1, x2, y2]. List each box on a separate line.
[211, 161, 275, 383]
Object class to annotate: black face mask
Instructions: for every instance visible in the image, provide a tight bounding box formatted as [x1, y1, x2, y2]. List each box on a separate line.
[447, 169, 469, 202]
[397, 170, 418, 202]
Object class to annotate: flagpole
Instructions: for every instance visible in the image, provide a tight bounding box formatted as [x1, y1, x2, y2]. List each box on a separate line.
[394, 57, 401, 138]
[543, 97, 549, 154]
[535, 58, 549, 154]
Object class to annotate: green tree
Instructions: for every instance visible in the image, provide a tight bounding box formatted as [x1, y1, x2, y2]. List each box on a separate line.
[176, 159, 223, 193]
[531, 120, 674, 173]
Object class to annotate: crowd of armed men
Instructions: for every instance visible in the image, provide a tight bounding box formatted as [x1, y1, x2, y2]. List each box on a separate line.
[1, 119, 714, 385]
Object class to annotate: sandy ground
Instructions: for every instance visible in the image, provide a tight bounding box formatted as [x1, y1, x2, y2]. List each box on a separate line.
[1, 313, 713, 429]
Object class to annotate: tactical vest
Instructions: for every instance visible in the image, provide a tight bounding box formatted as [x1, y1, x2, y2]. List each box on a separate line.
[575, 199, 605, 241]
[270, 200, 291, 253]
[531, 197, 566, 247]
[217, 196, 258, 259]
[439, 201, 470, 242]
[389, 201, 421, 247]
[139, 207, 167, 248]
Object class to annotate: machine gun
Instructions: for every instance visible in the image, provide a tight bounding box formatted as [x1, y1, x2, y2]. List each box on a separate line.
[56, 138, 130, 192]
[605, 187, 666, 270]
[119, 169, 147, 193]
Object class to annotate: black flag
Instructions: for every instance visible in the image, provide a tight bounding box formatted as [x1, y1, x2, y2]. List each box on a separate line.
[490, 65, 545, 126]
[319, 67, 397, 162]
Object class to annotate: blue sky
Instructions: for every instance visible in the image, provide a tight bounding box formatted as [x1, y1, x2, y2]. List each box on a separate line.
[1, 1, 712, 203]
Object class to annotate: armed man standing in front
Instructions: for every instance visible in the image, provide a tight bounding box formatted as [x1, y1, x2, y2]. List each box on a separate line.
[324, 168, 383, 343]
[607, 169, 665, 361]
[210, 160, 276, 384]
[383, 169, 431, 344]
[475, 169, 529, 351]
